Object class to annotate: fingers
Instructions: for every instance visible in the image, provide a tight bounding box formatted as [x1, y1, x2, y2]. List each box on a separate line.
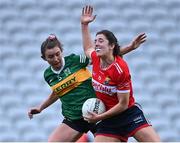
[82, 5, 93, 15]
[27, 107, 40, 119]
[137, 33, 147, 43]
[133, 33, 147, 47]
[28, 110, 33, 119]
[82, 7, 84, 15]
[87, 111, 96, 115]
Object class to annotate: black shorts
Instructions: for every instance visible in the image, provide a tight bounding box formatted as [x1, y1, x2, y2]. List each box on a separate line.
[63, 118, 96, 134]
[95, 103, 151, 142]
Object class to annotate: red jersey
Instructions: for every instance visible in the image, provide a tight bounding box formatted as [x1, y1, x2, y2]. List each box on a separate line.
[91, 51, 135, 110]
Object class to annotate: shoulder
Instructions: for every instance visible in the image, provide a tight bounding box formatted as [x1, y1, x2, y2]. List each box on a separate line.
[65, 53, 89, 66]
[112, 56, 130, 78]
[65, 53, 76, 60]
[115, 56, 129, 71]
[91, 51, 99, 63]
[44, 66, 52, 81]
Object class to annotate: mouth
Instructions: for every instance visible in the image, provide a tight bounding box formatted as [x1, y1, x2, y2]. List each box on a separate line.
[95, 47, 101, 52]
[54, 62, 60, 66]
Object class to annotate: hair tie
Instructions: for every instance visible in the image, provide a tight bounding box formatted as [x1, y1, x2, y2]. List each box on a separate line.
[48, 34, 56, 40]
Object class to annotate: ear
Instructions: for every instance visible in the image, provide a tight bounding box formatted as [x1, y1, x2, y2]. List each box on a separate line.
[110, 43, 115, 50]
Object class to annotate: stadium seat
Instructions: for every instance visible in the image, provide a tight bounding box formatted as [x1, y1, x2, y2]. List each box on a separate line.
[5, 20, 27, 35]
[164, 0, 180, 9]
[21, 128, 47, 141]
[150, 117, 171, 132]
[174, 119, 180, 133]
[122, 7, 144, 22]
[0, 130, 19, 141]
[158, 129, 179, 142]
[164, 104, 180, 120]
[130, 19, 151, 33]
[135, 93, 154, 107]
[146, 7, 169, 21]
[142, 102, 162, 120]
[23, 8, 44, 23]
[14, 0, 38, 9]
[38, 0, 63, 10]
[0, 8, 18, 23]
[1, 46, 18, 59]
[0, 118, 11, 133]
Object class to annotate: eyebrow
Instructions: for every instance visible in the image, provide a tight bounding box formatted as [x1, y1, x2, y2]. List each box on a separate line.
[48, 51, 60, 57]
[95, 37, 104, 41]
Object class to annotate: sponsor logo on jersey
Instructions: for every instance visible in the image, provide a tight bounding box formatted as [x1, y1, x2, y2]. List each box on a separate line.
[51, 68, 92, 97]
[54, 77, 76, 93]
[63, 68, 71, 76]
[92, 79, 116, 96]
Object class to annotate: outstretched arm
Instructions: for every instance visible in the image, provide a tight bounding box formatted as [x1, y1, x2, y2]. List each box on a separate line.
[28, 91, 59, 119]
[81, 5, 96, 59]
[120, 33, 147, 55]
[81, 6, 146, 58]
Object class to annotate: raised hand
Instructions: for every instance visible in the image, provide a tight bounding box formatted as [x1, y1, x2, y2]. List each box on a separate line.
[81, 5, 96, 25]
[131, 33, 147, 50]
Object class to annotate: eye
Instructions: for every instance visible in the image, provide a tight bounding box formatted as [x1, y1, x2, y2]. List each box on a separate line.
[56, 52, 60, 56]
[48, 55, 53, 59]
[99, 39, 104, 43]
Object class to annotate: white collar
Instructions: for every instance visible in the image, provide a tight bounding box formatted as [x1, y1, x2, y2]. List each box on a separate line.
[51, 57, 65, 74]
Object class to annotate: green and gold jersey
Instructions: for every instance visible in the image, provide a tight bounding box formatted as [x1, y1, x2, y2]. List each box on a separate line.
[44, 54, 96, 120]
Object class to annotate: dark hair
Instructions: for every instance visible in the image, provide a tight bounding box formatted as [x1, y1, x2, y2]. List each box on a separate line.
[41, 34, 63, 59]
[96, 30, 121, 57]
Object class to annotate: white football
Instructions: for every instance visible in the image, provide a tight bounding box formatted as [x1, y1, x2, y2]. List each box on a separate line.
[82, 98, 106, 117]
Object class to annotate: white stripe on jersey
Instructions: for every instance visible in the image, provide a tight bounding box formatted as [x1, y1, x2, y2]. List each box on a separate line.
[80, 55, 86, 63]
[114, 63, 123, 74]
[117, 89, 130, 93]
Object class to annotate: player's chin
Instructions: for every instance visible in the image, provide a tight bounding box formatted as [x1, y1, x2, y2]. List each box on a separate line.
[95, 51, 103, 57]
[53, 63, 61, 70]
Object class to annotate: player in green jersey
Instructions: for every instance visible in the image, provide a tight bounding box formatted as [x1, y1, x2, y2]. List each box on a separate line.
[28, 33, 146, 141]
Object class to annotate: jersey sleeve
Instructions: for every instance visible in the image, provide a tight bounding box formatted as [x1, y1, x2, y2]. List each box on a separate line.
[72, 54, 90, 67]
[43, 68, 50, 85]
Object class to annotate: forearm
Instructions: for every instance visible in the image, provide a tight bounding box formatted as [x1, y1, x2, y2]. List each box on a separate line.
[120, 33, 146, 55]
[39, 92, 59, 111]
[98, 93, 129, 120]
[120, 44, 135, 55]
[81, 24, 94, 58]
[98, 103, 128, 120]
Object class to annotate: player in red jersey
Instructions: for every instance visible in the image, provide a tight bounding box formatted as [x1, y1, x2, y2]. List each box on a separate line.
[81, 5, 160, 142]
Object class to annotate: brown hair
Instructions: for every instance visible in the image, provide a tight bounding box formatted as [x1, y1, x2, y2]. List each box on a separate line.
[96, 30, 122, 57]
[41, 34, 63, 59]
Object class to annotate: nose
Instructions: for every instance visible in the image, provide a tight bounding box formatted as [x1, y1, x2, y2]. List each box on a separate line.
[53, 55, 59, 62]
[95, 41, 99, 46]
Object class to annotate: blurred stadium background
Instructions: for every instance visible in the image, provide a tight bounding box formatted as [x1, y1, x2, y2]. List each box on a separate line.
[0, 0, 180, 141]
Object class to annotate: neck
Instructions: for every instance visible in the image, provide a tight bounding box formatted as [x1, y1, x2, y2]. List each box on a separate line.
[53, 66, 61, 71]
[100, 55, 115, 69]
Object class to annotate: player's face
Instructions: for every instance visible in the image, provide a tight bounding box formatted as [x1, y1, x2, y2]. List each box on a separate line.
[44, 46, 63, 70]
[95, 34, 114, 57]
